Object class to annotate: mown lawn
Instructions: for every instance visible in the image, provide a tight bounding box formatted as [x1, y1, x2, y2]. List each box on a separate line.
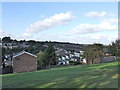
[1, 61, 119, 88]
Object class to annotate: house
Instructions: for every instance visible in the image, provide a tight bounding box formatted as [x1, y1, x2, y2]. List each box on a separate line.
[102, 56, 116, 63]
[74, 52, 80, 57]
[58, 56, 67, 65]
[65, 55, 69, 59]
[70, 56, 79, 62]
[69, 53, 74, 58]
[55, 49, 66, 56]
[12, 51, 37, 73]
[57, 55, 71, 65]
[80, 51, 84, 55]
[80, 58, 86, 63]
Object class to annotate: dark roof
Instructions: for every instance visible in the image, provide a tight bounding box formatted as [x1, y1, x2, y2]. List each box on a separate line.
[55, 49, 66, 56]
[71, 56, 79, 59]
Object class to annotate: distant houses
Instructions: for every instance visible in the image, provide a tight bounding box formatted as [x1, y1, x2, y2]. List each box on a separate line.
[2, 42, 29, 49]
[55, 48, 87, 65]
[55, 48, 116, 65]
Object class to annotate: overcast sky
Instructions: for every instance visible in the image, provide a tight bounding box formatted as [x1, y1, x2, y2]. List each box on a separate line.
[1, 2, 118, 45]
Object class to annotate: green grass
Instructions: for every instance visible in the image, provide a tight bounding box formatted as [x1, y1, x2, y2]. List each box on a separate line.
[1, 61, 119, 88]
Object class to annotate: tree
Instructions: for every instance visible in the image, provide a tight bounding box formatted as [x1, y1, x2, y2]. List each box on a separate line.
[2, 37, 11, 43]
[44, 43, 56, 68]
[36, 52, 45, 69]
[83, 43, 103, 64]
[108, 39, 120, 57]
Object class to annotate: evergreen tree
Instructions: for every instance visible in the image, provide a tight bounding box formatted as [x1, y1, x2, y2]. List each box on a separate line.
[44, 43, 56, 68]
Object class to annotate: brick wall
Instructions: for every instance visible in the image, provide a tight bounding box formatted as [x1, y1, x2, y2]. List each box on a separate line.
[13, 54, 37, 73]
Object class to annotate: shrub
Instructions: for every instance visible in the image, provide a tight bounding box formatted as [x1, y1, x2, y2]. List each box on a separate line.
[116, 58, 120, 61]
[69, 61, 74, 65]
[74, 61, 80, 65]
[2, 66, 13, 74]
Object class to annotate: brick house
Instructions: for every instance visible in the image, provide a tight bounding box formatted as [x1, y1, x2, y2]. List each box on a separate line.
[12, 51, 37, 73]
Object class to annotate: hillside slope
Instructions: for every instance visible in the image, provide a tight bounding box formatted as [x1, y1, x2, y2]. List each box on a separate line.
[2, 62, 118, 88]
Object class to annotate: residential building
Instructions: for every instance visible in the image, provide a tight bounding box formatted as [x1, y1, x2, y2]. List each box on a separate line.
[12, 51, 37, 73]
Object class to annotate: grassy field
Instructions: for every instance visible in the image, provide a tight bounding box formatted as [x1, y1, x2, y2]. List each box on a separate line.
[2, 61, 119, 88]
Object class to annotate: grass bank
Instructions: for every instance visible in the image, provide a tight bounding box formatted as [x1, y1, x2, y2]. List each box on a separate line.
[2, 61, 118, 88]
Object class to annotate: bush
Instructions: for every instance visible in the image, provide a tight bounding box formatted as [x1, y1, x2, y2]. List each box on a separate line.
[74, 61, 80, 65]
[69, 61, 74, 65]
[2, 66, 13, 74]
[116, 58, 120, 61]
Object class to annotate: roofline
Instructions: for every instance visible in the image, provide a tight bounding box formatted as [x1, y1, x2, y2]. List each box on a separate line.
[13, 51, 37, 58]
